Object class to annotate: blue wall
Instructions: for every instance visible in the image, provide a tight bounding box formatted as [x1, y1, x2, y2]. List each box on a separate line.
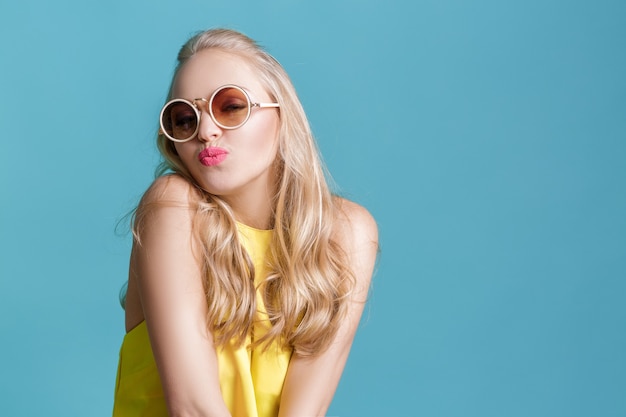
[1, 1, 624, 415]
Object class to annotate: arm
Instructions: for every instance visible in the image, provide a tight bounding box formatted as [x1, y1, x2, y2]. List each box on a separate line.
[131, 175, 231, 417]
[278, 200, 379, 417]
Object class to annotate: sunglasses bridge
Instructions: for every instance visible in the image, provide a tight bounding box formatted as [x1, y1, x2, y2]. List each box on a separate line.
[192, 97, 279, 110]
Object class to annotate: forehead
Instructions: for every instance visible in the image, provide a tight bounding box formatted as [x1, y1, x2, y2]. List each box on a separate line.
[172, 49, 266, 98]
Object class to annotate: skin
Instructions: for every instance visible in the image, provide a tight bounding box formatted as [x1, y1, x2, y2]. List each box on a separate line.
[172, 49, 281, 230]
[124, 48, 379, 417]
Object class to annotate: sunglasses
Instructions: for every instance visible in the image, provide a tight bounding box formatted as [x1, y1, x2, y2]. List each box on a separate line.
[159, 84, 280, 143]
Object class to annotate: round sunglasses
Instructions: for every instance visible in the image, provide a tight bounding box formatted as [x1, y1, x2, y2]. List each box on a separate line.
[159, 84, 280, 142]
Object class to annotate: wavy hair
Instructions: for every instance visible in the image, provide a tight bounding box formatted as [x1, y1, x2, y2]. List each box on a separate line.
[133, 28, 354, 357]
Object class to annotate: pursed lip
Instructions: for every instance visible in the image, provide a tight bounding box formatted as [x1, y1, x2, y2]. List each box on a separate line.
[198, 147, 228, 166]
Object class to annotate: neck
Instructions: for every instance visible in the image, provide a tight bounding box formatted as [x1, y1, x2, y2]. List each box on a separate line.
[230, 199, 273, 230]
[216, 160, 280, 230]
[221, 184, 276, 231]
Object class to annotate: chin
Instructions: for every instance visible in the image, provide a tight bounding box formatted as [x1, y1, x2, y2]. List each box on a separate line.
[194, 179, 236, 197]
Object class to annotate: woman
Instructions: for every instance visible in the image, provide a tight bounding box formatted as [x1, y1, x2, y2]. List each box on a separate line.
[113, 28, 378, 417]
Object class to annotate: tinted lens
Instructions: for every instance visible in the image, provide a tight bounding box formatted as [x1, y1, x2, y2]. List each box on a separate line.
[211, 87, 251, 128]
[161, 101, 198, 140]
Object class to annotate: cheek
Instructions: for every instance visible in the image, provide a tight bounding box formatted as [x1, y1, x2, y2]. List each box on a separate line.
[172, 143, 196, 167]
[174, 142, 191, 157]
[251, 115, 280, 157]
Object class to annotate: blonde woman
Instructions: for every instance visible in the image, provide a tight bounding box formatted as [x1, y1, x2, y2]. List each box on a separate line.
[113, 28, 378, 417]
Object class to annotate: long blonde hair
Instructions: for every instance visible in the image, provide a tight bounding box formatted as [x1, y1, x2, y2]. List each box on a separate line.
[134, 28, 354, 357]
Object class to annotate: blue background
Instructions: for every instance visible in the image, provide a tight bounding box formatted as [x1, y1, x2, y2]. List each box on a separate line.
[1, 0, 625, 416]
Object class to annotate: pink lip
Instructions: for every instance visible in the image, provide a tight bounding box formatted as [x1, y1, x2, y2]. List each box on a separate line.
[198, 147, 228, 166]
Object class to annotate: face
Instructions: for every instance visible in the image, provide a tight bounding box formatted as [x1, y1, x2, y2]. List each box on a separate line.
[170, 49, 280, 206]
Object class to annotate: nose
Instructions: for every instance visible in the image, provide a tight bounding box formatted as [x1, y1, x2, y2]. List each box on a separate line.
[195, 100, 222, 143]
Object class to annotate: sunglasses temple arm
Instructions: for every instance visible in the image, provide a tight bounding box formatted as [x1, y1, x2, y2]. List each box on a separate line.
[254, 103, 280, 108]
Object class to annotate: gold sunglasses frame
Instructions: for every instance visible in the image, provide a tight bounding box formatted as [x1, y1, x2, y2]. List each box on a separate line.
[159, 84, 280, 143]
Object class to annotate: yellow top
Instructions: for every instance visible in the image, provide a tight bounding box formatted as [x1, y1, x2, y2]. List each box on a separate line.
[112, 223, 293, 417]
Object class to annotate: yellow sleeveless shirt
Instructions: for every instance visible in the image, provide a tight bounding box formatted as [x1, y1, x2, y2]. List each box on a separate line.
[112, 223, 293, 417]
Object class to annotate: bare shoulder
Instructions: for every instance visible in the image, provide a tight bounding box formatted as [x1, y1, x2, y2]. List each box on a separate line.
[332, 197, 378, 294]
[332, 197, 379, 250]
[132, 174, 203, 247]
[139, 174, 199, 207]
[126, 175, 202, 330]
